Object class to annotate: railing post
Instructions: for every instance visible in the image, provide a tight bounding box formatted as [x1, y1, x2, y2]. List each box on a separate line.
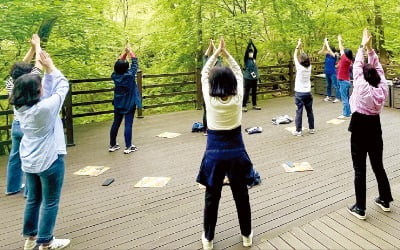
[288, 60, 294, 96]
[195, 67, 203, 110]
[137, 70, 144, 118]
[64, 84, 75, 146]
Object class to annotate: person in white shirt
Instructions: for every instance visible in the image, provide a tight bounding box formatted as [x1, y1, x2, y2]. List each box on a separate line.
[196, 38, 257, 249]
[10, 50, 70, 250]
[293, 39, 315, 136]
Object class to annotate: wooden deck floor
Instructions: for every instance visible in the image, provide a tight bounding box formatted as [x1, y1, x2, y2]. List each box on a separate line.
[1, 96, 400, 249]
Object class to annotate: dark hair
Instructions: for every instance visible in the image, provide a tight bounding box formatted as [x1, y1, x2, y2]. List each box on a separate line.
[9, 74, 42, 109]
[299, 53, 310, 68]
[247, 48, 254, 53]
[363, 64, 381, 87]
[9, 62, 33, 80]
[330, 46, 337, 53]
[208, 66, 237, 97]
[114, 59, 129, 75]
[344, 49, 353, 61]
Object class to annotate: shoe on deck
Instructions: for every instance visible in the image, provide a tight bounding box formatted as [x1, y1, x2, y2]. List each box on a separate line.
[347, 204, 366, 220]
[292, 130, 302, 136]
[242, 230, 253, 247]
[108, 144, 120, 152]
[242, 107, 248, 112]
[252, 106, 261, 110]
[124, 145, 138, 154]
[39, 238, 70, 250]
[24, 238, 36, 250]
[323, 96, 330, 102]
[337, 115, 350, 119]
[201, 233, 213, 250]
[309, 129, 315, 134]
[332, 98, 340, 103]
[375, 197, 391, 212]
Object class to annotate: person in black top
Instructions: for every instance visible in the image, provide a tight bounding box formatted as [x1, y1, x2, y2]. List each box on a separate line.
[242, 40, 261, 112]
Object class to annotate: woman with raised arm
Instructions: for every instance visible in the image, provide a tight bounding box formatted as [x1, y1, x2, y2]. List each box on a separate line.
[242, 39, 261, 112]
[10, 50, 70, 250]
[196, 38, 257, 249]
[337, 34, 353, 119]
[318, 38, 340, 103]
[5, 34, 42, 196]
[292, 39, 314, 136]
[347, 28, 393, 220]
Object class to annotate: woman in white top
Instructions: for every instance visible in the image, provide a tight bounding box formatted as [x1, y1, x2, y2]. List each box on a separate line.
[196, 38, 257, 249]
[293, 39, 315, 136]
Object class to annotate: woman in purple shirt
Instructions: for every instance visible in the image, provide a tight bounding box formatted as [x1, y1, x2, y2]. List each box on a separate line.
[347, 28, 393, 220]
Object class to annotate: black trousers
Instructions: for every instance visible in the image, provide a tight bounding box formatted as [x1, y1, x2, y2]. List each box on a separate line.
[294, 92, 314, 132]
[204, 180, 251, 241]
[243, 79, 258, 107]
[350, 112, 393, 210]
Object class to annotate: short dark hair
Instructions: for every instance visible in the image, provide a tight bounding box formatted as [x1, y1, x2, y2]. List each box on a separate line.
[208, 66, 237, 97]
[330, 46, 337, 53]
[363, 64, 381, 87]
[114, 59, 129, 75]
[299, 53, 310, 68]
[247, 48, 254, 53]
[9, 62, 33, 80]
[344, 49, 353, 61]
[9, 74, 42, 109]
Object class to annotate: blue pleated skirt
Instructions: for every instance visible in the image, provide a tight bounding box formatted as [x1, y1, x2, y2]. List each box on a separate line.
[196, 126, 257, 188]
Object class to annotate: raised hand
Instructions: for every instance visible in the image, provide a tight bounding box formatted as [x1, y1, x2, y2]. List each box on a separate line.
[30, 34, 41, 47]
[338, 35, 342, 41]
[39, 50, 55, 73]
[297, 38, 302, 48]
[361, 28, 372, 48]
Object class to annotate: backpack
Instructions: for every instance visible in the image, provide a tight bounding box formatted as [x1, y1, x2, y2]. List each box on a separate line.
[191, 122, 204, 132]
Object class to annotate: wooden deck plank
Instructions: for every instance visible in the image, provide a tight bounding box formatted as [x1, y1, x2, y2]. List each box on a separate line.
[267, 236, 294, 249]
[328, 211, 396, 249]
[279, 231, 311, 249]
[318, 215, 378, 249]
[300, 224, 344, 249]
[289, 226, 328, 250]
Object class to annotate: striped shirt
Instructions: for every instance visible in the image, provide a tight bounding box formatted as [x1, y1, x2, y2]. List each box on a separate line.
[5, 66, 42, 121]
[5, 66, 42, 96]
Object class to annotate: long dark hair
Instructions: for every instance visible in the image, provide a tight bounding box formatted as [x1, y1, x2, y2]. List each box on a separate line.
[9, 74, 42, 109]
[208, 66, 237, 98]
[299, 53, 310, 68]
[363, 64, 381, 87]
[9, 62, 33, 80]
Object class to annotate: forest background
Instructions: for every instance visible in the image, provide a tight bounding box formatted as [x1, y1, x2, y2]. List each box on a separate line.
[1, 0, 399, 122]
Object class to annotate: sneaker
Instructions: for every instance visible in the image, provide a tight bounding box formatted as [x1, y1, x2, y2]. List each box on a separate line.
[347, 204, 366, 220]
[323, 96, 330, 102]
[242, 230, 253, 247]
[309, 129, 315, 134]
[108, 144, 120, 152]
[337, 115, 349, 119]
[124, 145, 138, 154]
[292, 130, 302, 136]
[242, 107, 248, 112]
[332, 98, 340, 103]
[39, 238, 70, 250]
[201, 233, 213, 250]
[375, 197, 391, 212]
[252, 106, 261, 110]
[24, 238, 36, 250]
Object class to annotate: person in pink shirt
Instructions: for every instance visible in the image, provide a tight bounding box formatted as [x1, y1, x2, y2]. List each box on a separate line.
[336, 35, 353, 119]
[347, 28, 393, 220]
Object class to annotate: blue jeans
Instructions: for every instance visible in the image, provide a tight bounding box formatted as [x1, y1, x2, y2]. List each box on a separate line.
[338, 80, 351, 117]
[23, 155, 65, 244]
[5, 120, 26, 195]
[325, 73, 340, 99]
[110, 106, 136, 148]
[295, 92, 314, 132]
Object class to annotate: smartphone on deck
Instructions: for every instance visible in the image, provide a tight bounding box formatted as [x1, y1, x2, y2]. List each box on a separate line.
[102, 178, 115, 186]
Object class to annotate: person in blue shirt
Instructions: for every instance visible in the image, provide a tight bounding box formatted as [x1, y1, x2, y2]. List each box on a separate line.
[109, 44, 142, 154]
[318, 38, 340, 103]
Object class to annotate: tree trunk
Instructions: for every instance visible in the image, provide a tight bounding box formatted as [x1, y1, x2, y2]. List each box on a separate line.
[374, 3, 389, 63]
[196, 0, 203, 68]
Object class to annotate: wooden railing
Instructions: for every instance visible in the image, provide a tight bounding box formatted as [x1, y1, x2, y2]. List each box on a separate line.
[0, 61, 398, 154]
